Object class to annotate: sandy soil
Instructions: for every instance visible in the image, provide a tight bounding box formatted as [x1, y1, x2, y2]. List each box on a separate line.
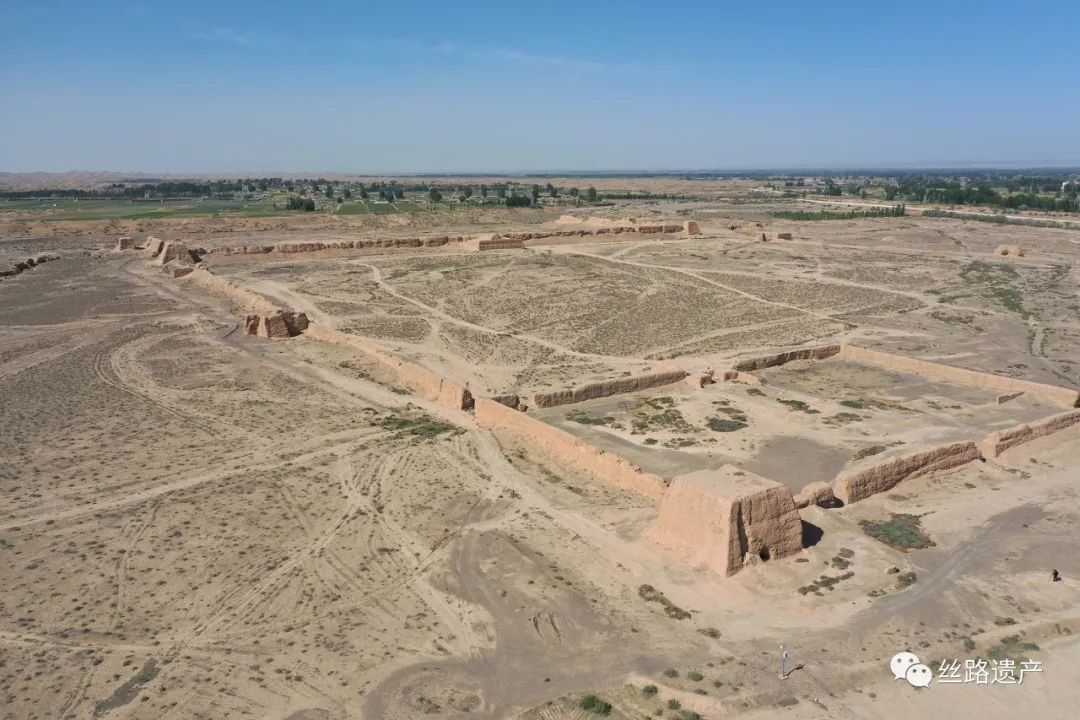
[3, 192, 1080, 720]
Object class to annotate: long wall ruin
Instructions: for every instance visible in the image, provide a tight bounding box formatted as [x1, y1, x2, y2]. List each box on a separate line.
[732, 345, 842, 372]
[207, 235, 472, 256]
[980, 409, 1080, 458]
[1, 252, 60, 279]
[836, 345, 1080, 408]
[136, 234, 1080, 579]
[531, 367, 690, 409]
[305, 324, 473, 411]
[833, 441, 981, 505]
[473, 397, 667, 501]
[731, 343, 1080, 503]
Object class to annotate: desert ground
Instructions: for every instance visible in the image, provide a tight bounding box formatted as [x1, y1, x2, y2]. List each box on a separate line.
[3, 186, 1080, 720]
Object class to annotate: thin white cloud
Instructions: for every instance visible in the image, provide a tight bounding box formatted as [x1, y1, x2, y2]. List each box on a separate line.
[476, 47, 615, 72]
[344, 35, 622, 72]
[186, 23, 293, 50]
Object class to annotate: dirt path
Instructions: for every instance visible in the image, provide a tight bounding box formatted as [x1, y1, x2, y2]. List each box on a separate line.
[352, 261, 645, 366]
[0, 428, 388, 532]
[557, 247, 854, 327]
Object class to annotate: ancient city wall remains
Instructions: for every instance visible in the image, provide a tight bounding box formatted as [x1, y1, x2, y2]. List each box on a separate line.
[143, 236, 165, 258]
[832, 441, 981, 505]
[1, 253, 60, 279]
[196, 219, 698, 258]
[732, 345, 843, 372]
[647, 467, 803, 576]
[182, 267, 311, 337]
[206, 236, 472, 256]
[980, 409, 1080, 458]
[532, 368, 689, 409]
[184, 267, 280, 315]
[836, 345, 1080, 408]
[473, 397, 667, 501]
[477, 235, 527, 251]
[304, 324, 473, 411]
[730, 344, 1079, 408]
[504, 222, 694, 244]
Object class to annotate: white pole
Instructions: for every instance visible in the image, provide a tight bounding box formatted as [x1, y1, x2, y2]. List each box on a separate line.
[780, 644, 789, 680]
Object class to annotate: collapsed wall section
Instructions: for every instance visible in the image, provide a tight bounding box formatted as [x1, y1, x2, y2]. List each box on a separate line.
[184, 267, 280, 316]
[477, 235, 527, 251]
[473, 397, 666, 501]
[646, 467, 803, 576]
[833, 441, 981, 505]
[180, 266, 310, 338]
[837, 345, 1080, 408]
[980, 409, 1080, 458]
[1, 253, 60, 279]
[143, 236, 165, 258]
[532, 368, 689, 409]
[304, 324, 473, 411]
[252, 311, 310, 339]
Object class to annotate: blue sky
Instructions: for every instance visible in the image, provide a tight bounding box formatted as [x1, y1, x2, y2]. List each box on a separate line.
[3, 0, 1079, 173]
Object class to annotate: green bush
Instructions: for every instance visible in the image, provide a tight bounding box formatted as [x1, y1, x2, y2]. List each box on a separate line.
[861, 514, 933, 549]
[579, 695, 613, 715]
[707, 417, 747, 432]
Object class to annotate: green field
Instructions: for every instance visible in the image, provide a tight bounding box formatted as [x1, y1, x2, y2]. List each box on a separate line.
[2, 196, 497, 221]
[334, 201, 425, 215]
[0, 197, 289, 221]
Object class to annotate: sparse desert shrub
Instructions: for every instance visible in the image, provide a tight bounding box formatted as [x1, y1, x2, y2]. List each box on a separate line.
[639, 585, 691, 620]
[895, 571, 918, 589]
[707, 417, 747, 432]
[987, 634, 1040, 662]
[778, 398, 818, 414]
[579, 694, 612, 715]
[854, 444, 888, 460]
[642, 684, 658, 696]
[861, 514, 933, 550]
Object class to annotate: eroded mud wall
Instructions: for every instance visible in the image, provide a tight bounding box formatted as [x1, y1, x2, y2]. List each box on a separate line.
[184, 267, 280, 315]
[838, 345, 1080, 408]
[531, 369, 689, 409]
[647, 467, 803, 576]
[833, 441, 981, 504]
[473, 398, 667, 501]
[732, 345, 843, 372]
[980, 409, 1080, 458]
[304, 325, 473, 411]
